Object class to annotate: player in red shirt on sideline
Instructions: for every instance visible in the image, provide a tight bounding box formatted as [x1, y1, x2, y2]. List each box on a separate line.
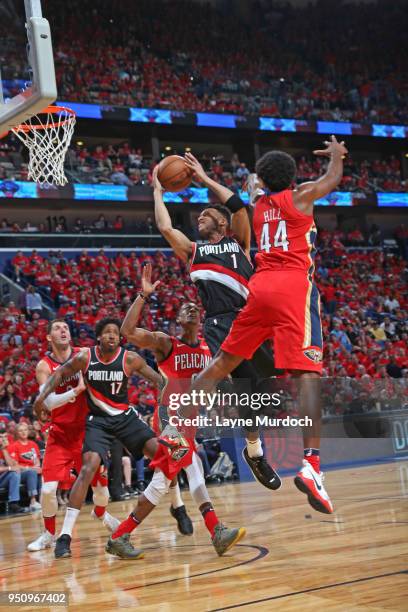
[104, 264, 245, 559]
[28, 319, 120, 552]
[183, 136, 348, 514]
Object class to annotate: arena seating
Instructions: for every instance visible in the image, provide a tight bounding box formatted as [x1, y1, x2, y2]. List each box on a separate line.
[0, 239, 406, 425]
[3, 0, 406, 124]
[0, 137, 405, 195]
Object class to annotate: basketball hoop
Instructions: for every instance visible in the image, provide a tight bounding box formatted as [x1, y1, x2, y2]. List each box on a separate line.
[11, 105, 76, 186]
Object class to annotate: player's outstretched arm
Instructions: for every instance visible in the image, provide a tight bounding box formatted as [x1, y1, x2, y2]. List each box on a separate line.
[125, 352, 165, 390]
[294, 135, 348, 214]
[121, 263, 172, 360]
[184, 152, 237, 204]
[231, 207, 251, 257]
[33, 350, 88, 416]
[153, 166, 193, 263]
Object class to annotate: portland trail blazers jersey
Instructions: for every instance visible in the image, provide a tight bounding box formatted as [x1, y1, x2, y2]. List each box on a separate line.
[190, 237, 253, 316]
[158, 336, 211, 406]
[42, 347, 88, 432]
[252, 190, 317, 278]
[85, 346, 130, 416]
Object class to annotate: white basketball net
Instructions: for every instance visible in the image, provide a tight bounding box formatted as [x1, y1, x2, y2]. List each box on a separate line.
[12, 107, 76, 186]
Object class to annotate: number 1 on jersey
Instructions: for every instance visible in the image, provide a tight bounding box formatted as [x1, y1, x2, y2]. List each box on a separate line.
[260, 220, 289, 252]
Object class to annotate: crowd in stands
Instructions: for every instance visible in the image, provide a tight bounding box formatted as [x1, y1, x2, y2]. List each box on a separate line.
[0, 237, 406, 417]
[3, 0, 407, 124]
[1, 136, 405, 195]
[0, 214, 157, 235]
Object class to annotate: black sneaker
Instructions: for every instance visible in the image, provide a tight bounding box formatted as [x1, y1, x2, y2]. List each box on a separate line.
[8, 502, 30, 514]
[136, 480, 146, 493]
[242, 447, 282, 490]
[170, 505, 193, 535]
[55, 534, 72, 559]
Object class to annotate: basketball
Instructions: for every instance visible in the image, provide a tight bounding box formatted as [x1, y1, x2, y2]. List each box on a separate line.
[157, 155, 193, 192]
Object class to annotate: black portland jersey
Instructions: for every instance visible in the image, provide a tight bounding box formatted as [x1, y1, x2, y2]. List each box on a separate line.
[190, 237, 253, 316]
[85, 346, 129, 416]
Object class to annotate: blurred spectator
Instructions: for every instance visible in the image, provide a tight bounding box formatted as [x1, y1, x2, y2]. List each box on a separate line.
[9, 422, 42, 511]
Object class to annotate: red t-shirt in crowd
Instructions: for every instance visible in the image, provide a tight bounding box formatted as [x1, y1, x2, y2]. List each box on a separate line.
[9, 440, 40, 467]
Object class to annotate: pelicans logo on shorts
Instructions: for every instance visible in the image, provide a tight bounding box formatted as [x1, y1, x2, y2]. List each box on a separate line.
[303, 347, 323, 363]
[158, 425, 190, 461]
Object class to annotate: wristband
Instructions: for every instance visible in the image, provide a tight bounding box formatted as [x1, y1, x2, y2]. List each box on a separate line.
[138, 292, 150, 302]
[224, 194, 245, 212]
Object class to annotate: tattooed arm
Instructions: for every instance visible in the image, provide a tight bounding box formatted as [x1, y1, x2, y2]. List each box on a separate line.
[33, 350, 89, 417]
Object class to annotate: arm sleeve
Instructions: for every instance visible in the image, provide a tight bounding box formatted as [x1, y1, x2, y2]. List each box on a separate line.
[39, 384, 76, 410]
[224, 194, 246, 212]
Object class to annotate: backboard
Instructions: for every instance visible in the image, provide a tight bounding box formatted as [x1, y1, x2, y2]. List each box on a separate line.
[0, 0, 57, 135]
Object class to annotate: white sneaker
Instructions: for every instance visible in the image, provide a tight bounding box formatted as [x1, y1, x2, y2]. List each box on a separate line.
[91, 509, 121, 533]
[27, 531, 55, 552]
[30, 501, 42, 512]
[294, 459, 334, 514]
[244, 173, 265, 206]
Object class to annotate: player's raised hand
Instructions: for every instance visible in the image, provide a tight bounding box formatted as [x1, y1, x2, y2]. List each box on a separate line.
[152, 165, 163, 191]
[141, 263, 160, 297]
[313, 135, 348, 158]
[184, 152, 208, 182]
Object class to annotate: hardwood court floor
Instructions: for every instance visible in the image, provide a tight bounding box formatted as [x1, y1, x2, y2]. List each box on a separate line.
[1, 462, 407, 611]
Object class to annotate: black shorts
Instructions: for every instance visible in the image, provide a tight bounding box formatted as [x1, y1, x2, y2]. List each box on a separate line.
[83, 407, 156, 464]
[204, 312, 282, 433]
[203, 312, 279, 381]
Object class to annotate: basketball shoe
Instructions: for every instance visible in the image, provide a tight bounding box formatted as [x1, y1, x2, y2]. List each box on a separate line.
[91, 509, 121, 533]
[242, 448, 282, 491]
[105, 534, 145, 560]
[212, 524, 246, 556]
[54, 534, 72, 558]
[170, 505, 194, 535]
[294, 459, 334, 514]
[27, 531, 55, 552]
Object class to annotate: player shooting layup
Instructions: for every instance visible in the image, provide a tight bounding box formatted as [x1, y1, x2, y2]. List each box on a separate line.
[154, 155, 282, 491]
[184, 136, 348, 515]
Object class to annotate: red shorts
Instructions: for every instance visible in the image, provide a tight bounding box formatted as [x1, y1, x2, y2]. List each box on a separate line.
[221, 270, 323, 373]
[149, 439, 195, 481]
[42, 428, 84, 484]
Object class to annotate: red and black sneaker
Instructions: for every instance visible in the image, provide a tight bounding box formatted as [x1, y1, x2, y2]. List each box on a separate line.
[294, 459, 334, 514]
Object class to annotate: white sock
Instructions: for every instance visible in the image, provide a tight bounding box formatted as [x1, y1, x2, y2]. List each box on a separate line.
[246, 438, 263, 458]
[169, 483, 184, 509]
[60, 507, 80, 537]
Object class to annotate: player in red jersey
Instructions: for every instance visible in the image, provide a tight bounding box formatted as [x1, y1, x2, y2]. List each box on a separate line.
[183, 136, 348, 514]
[105, 264, 246, 559]
[28, 319, 119, 552]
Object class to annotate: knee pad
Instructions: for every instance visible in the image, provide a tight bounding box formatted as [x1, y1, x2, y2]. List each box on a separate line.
[41, 480, 58, 517]
[185, 453, 210, 506]
[143, 470, 171, 506]
[92, 485, 109, 508]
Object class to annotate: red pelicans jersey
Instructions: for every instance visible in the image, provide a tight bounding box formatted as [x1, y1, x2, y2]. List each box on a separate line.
[158, 336, 211, 407]
[252, 190, 317, 277]
[42, 347, 88, 433]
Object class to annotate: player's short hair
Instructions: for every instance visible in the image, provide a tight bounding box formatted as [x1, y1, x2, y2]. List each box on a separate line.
[47, 318, 68, 334]
[255, 151, 297, 192]
[202, 204, 231, 226]
[95, 317, 121, 339]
